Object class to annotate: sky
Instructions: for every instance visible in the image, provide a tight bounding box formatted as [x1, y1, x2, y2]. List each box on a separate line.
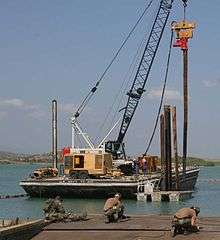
[0, 0, 219, 159]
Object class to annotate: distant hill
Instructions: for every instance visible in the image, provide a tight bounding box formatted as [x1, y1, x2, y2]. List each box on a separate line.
[0, 151, 52, 164]
[182, 157, 220, 167]
[0, 150, 219, 166]
[206, 158, 220, 162]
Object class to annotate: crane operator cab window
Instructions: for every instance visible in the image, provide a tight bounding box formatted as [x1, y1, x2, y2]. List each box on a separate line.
[74, 155, 84, 168]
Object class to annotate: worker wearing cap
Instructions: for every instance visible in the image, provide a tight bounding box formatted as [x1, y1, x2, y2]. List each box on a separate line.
[173, 206, 200, 230]
[103, 193, 125, 223]
[142, 157, 147, 176]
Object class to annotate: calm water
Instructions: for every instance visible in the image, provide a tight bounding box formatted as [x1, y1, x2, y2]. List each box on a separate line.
[0, 164, 220, 219]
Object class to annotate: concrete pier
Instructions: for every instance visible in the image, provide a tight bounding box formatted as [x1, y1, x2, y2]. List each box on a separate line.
[31, 215, 220, 240]
[0, 219, 47, 240]
[137, 191, 193, 201]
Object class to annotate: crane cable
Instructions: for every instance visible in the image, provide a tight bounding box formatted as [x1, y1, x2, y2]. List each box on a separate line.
[181, 0, 188, 20]
[73, 0, 155, 119]
[143, 27, 174, 155]
[95, 31, 148, 143]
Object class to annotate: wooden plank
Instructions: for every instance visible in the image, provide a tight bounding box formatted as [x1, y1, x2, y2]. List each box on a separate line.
[31, 215, 220, 240]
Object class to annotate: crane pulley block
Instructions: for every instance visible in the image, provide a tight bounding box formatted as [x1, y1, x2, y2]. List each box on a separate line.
[172, 20, 196, 50]
[172, 21, 196, 39]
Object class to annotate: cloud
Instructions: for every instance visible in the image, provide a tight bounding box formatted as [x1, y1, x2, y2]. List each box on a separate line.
[60, 103, 75, 114]
[0, 98, 25, 107]
[147, 88, 182, 101]
[0, 98, 90, 121]
[203, 79, 220, 88]
[27, 109, 47, 120]
[0, 111, 7, 120]
[0, 98, 39, 110]
[0, 98, 46, 120]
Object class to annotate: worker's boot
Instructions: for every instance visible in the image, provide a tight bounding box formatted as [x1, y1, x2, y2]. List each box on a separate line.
[105, 214, 115, 223]
[171, 220, 184, 237]
[171, 224, 178, 237]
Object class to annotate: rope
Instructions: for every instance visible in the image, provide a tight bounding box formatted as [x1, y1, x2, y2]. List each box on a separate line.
[73, 0, 155, 119]
[181, 0, 188, 20]
[143, 28, 174, 155]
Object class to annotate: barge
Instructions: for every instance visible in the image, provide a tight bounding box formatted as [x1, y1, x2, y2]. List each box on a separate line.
[20, 167, 199, 199]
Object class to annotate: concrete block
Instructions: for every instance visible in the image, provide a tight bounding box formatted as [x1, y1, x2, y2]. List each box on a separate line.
[151, 192, 162, 201]
[137, 193, 147, 201]
[169, 192, 180, 201]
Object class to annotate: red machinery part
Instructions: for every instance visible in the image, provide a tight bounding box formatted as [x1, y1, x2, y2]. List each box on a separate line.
[173, 38, 188, 50]
[61, 147, 71, 163]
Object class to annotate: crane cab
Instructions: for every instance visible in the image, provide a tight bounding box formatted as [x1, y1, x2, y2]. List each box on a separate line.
[105, 141, 126, 160]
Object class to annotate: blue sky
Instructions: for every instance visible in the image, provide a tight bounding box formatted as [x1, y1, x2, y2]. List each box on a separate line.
[0, 0, 219, 159]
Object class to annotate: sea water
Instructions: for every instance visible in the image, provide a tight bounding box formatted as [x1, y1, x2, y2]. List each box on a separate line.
[0, 164, 219, 219]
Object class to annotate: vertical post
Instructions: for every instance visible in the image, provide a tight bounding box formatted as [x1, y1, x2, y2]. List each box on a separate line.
[52, 100, 58, 169]
[164, 105, 172, 190]
[160, 113, 165, 191]
[182, 49, 188, 180]
[172, 19, 195, 188]
[160, 114, 165, 173]
[172, 106, 179, 190]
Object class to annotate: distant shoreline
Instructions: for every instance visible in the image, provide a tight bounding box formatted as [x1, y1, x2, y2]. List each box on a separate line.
[0, 150, 53, 165]
[0, 160, 49, 165]
[0, 150, 220, 166]
[1, 159, 220, 167]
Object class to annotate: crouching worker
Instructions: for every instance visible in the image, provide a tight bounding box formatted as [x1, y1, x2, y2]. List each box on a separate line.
[43, 196, 88, 222]
[43, 196, 66, 221]
[103, 193, 126, 223]
[171, 206, 200, 237]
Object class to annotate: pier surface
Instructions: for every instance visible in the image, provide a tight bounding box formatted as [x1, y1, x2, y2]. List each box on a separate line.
[32, 215, 220, 240]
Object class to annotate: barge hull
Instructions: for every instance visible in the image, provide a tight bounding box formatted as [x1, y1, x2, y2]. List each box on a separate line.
[21, 184, 137, 199]
[20, 168, 199, 198]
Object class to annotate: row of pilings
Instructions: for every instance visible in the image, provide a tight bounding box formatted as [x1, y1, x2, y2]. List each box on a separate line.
[160, 105, 180, 191]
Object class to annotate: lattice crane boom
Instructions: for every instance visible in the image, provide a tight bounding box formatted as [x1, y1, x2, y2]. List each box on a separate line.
[107, 0, 175, 157]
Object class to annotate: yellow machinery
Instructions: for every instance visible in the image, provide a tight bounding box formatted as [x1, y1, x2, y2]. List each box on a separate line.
[172, 21, 195, 39]
[172, 20, 196, 50]
[63, 148, 113, 178]
[33, 168, 58, 179]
